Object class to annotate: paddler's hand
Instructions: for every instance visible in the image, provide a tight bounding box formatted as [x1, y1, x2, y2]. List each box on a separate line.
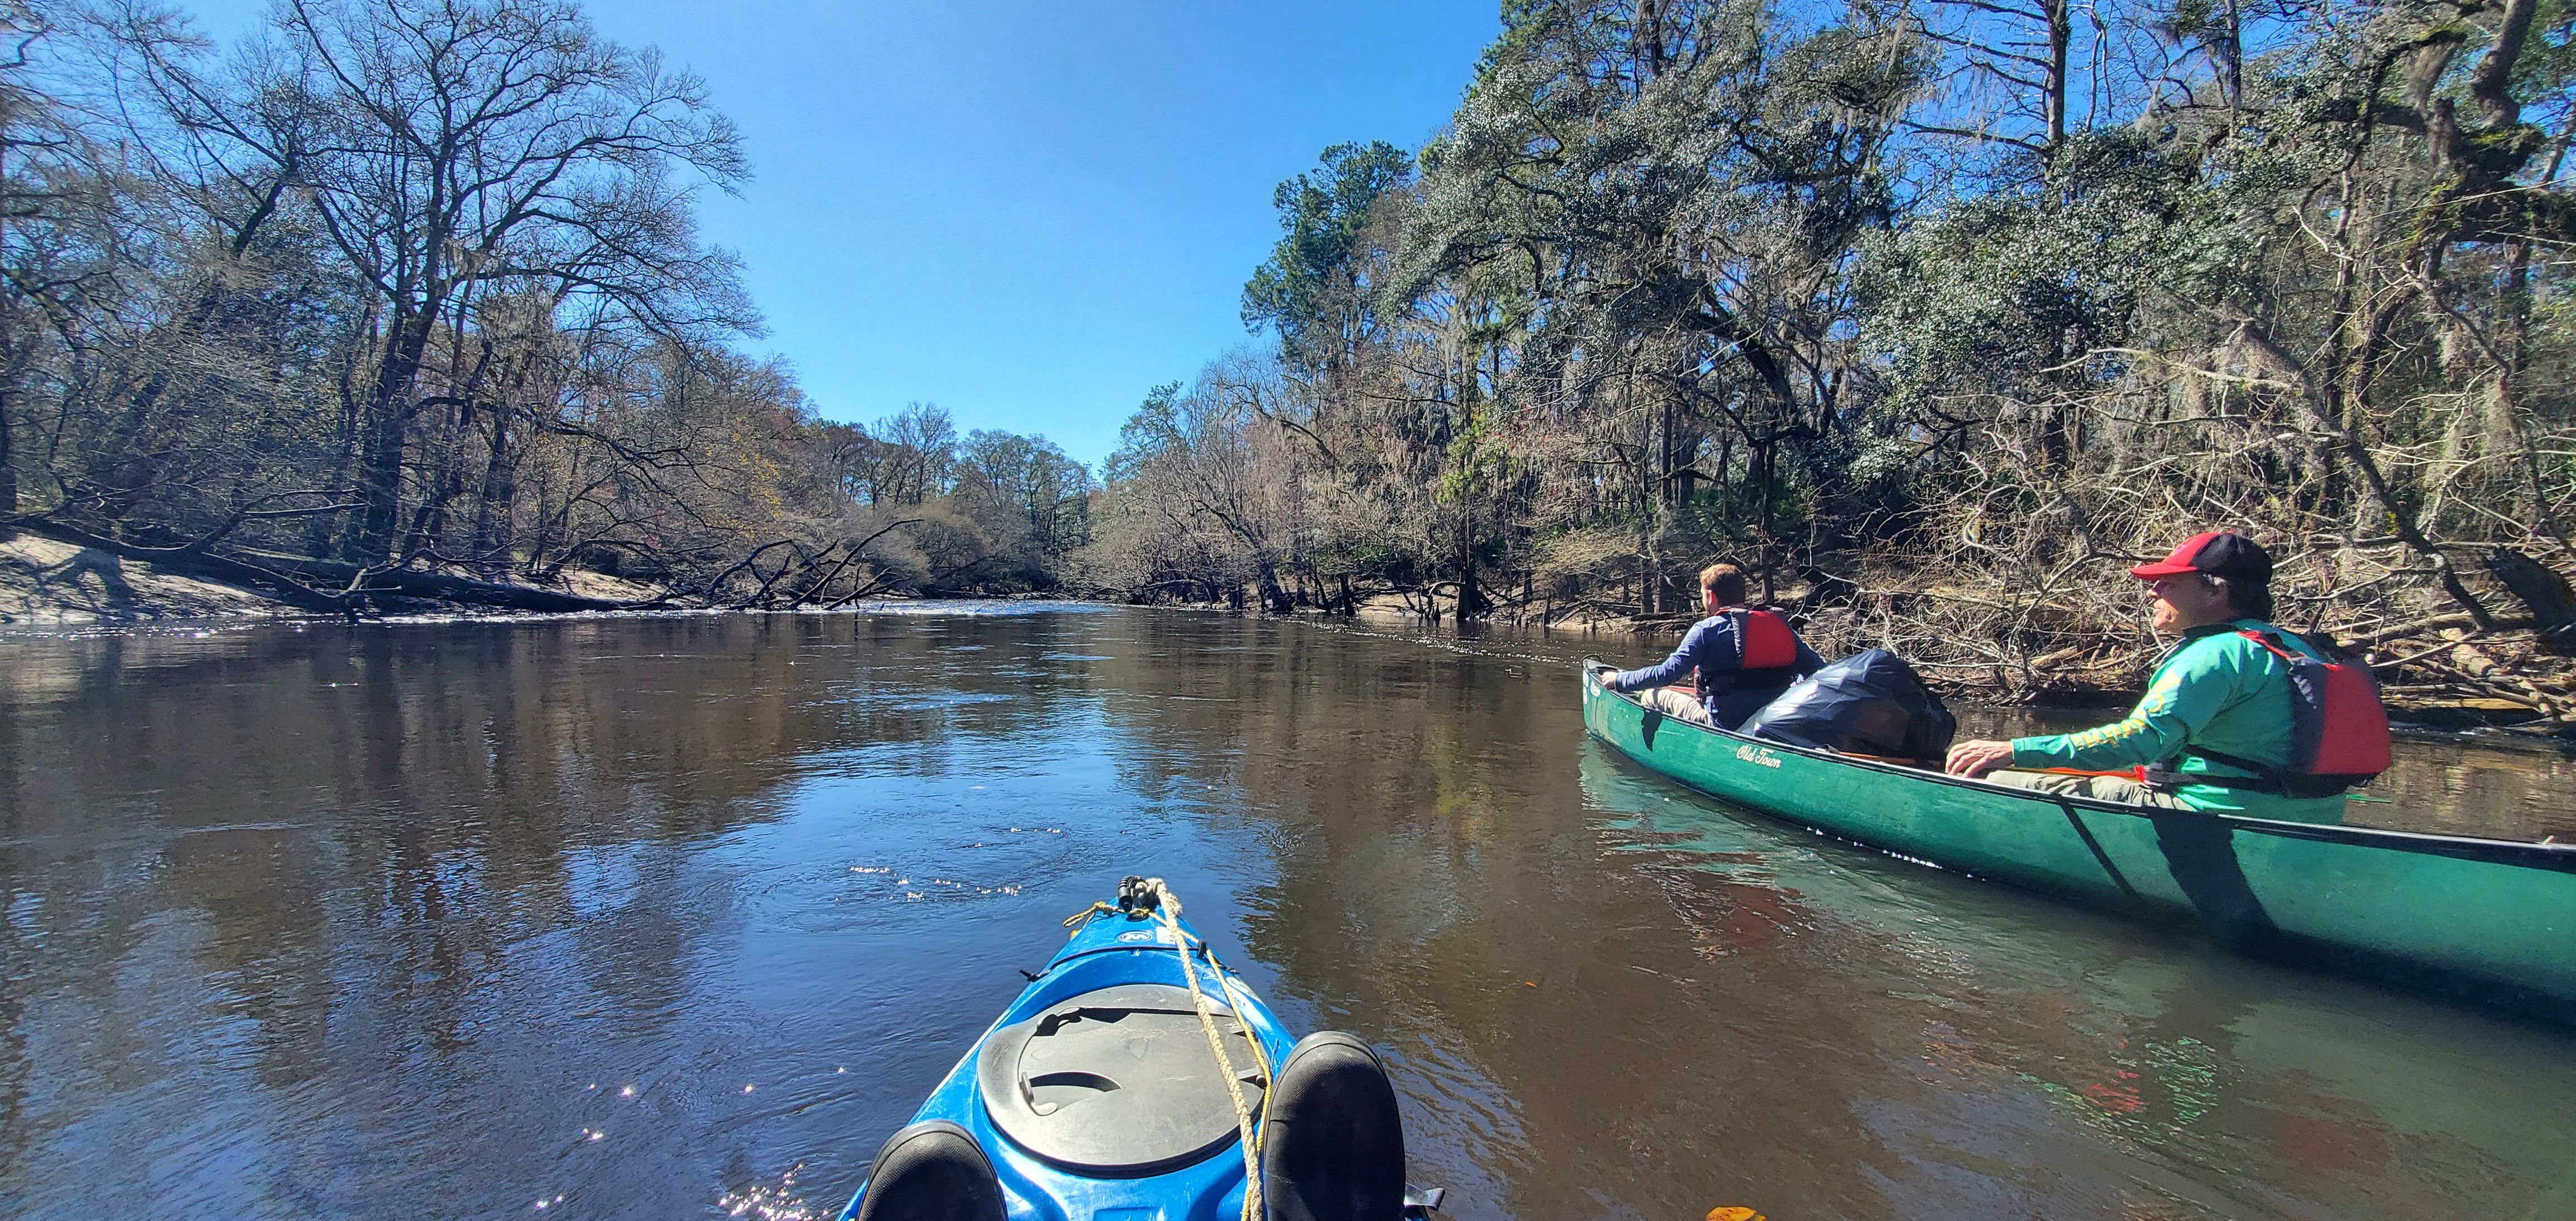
[1945, 740, 2015, 778]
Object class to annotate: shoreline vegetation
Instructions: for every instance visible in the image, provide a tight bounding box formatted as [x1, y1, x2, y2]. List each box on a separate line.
[2, 528, 2563, 737]
[5, 0, 2574, 730]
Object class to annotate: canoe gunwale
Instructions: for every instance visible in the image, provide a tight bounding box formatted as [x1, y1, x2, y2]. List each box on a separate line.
[1579, 663, 2576, 875]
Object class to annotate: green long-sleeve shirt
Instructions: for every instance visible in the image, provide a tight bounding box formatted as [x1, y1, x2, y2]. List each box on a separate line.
[2009, 618, 2348, 824]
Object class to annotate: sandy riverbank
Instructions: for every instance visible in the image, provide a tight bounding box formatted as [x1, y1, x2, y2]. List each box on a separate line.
[0, 533, 661, 627]
[0, 534, 297, 626]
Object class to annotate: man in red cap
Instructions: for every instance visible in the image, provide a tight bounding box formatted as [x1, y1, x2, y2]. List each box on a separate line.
[1942, 531, 2357, 823]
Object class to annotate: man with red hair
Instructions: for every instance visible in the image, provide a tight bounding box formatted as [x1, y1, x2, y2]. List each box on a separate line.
[1600, 562, 1825, 730]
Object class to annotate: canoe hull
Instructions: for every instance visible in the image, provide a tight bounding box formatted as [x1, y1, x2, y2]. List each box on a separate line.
[1580, 665, 2576, 1011]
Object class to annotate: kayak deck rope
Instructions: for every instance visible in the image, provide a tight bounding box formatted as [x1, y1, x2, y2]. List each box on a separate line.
[1152, 881, 1269, 1221]
[1069, 881, 1272, 1221]
[1062, 900, 1120, 928]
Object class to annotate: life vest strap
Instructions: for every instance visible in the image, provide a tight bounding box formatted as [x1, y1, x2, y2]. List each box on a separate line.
[2146, 746, 2364, 799]
[2180, 744, 2276, 778]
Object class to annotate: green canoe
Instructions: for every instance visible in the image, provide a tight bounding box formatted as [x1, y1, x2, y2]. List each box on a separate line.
[1580, 661, 2576, 1012]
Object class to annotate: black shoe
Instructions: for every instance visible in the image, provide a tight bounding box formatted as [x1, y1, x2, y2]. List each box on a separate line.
[1261, 1031, 1406, 1221]
[851, 1120, 1006, 1221]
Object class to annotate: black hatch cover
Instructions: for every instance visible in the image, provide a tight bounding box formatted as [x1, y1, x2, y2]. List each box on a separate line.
[977, 983, 1267, 1174]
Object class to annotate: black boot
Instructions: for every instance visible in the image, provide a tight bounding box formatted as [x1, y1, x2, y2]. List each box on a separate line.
[851, 1120, 1006, 1221]
[1260, 1031, 1406, 1221]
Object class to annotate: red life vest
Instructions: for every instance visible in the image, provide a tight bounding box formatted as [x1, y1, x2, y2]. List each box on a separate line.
[1732, 608, 1800, 671]
[1692, 608, 1804, 703]
[2174, 628, 2391, 797]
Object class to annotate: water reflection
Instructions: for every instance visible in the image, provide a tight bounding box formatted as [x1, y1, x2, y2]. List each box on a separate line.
[0, 608, 2569, 1220]
[1581, 745, 2576, 1219]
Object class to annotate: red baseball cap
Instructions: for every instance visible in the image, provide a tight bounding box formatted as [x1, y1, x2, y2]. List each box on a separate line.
[2129, 531, 2273, 584]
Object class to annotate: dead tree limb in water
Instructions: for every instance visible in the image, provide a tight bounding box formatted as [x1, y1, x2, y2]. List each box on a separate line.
[2486, 550, 2576, 656]
[240, 551, 631, 612]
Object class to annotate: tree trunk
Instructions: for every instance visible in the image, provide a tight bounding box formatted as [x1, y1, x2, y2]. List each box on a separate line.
[353, 404, 409, 560]
[2487, 549, 2576, 655]
[1257, 560, 1292, 614]
[1659, 398, 1676, 510]
[2044, 0, 2071, 149]
[469, 406, 517, 577]
[0, 384, 15, 517]
[0, 289, 22, 517]
[1716, 433, 1732, 523]
[353, 302, 442, 561]
[1457, 507, 1483, 621]
[1757, 435, 1777, 602]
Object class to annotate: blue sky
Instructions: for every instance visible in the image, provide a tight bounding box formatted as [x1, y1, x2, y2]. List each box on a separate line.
[180, 1, 1501, 470]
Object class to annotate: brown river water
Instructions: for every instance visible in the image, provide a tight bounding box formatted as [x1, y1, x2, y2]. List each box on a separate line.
[3, 606, 2573, 1219]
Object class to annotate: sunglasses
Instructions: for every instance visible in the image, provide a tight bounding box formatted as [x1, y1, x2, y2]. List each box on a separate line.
[2148, 574, 2224, 597]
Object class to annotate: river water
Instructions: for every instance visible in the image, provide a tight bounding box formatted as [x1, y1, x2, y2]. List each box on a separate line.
[3, 607, 2572, 1220]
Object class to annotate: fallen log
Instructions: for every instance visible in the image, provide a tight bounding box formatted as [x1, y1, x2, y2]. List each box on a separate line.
[240, 550, 633, 613]
[2442, 635, 2576, 722]
[0, 516, 638, 614]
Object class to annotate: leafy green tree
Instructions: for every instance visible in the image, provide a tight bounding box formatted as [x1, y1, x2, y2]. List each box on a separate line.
[1242, 141, 1414, 370]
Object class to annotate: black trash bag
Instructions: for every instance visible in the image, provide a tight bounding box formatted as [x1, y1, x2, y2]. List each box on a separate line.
[1739, 649, 1957, 761]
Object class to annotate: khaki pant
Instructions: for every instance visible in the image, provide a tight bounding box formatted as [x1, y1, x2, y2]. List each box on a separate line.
[1640, 687, 1716, 727]
[1977, 768, 2197, 810]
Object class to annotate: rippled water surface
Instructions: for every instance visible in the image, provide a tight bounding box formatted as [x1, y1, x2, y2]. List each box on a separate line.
[3, 607, 2573, 1219]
